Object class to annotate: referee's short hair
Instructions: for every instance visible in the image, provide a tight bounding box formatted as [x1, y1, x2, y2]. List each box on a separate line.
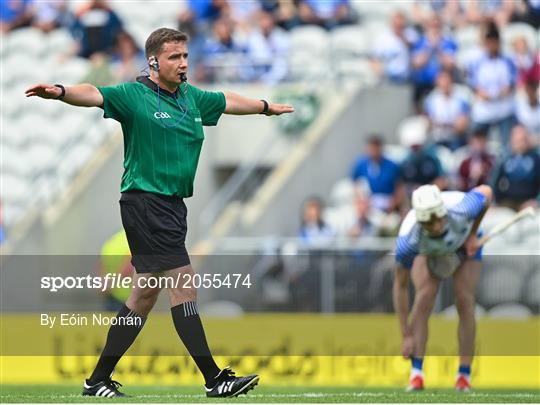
[145, 28, 189, 58]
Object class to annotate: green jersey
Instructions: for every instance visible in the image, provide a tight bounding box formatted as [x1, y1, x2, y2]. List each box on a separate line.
[98, 76, 225, 198]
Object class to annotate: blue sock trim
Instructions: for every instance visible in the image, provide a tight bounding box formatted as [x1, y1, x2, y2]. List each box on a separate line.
[459, 365, 471, 375]
[411, 357, 423, 371]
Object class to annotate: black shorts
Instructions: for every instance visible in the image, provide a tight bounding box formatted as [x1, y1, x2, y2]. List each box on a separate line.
[119, 190, 190, 273]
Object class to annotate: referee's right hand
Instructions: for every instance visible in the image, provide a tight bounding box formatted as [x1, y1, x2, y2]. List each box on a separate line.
[25, 84, 62, 99]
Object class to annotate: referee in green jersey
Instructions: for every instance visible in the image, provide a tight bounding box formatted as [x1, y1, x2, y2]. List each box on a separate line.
[26, 27, 294, 398]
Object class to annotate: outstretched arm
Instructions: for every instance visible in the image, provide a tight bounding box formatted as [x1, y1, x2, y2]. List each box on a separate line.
[223, 91, 294, 116]
[25, 83, 104, 108]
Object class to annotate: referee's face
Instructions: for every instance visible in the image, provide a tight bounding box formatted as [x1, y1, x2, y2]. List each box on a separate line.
[156, 41, 188, 88]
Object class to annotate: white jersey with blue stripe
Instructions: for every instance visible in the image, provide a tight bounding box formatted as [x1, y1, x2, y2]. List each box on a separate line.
[395, 191, 486, 269]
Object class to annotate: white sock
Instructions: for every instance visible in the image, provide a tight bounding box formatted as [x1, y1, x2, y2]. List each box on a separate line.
[411, 368, 423, 378]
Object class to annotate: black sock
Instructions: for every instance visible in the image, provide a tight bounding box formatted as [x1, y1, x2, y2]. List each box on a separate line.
[171, 302, 220, 386]
[89, 305, 146, 384]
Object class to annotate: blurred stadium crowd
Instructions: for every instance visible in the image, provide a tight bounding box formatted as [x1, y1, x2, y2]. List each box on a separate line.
[1, 0, 540, 246]
[1, 0, 539, 319]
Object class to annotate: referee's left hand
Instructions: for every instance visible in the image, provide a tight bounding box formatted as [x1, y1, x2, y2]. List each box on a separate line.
[265, 103, 294, 116]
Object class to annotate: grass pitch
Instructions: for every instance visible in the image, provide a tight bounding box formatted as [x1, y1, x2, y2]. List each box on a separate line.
[1, 385, 539, 403]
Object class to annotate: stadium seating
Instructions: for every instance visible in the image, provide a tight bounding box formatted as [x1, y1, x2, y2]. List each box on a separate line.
[288, 26, 331, 81]
[352, 1, 409, 20]
[454, 25, 481, 50]
[0, 21, 124, 233]
[330, 25, 370, 58]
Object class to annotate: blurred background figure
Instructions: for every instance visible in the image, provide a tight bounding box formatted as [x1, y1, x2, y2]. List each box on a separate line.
[30, 0, 73, 33]
[424, 69, 470, 151]
[350, 135, 403, 213]
[493, 125, 540, 211]
[71, 0, 123, 58]
[297, 0, 357, 30]
[411, 0, 466, 29]
[199, 16, 248, 82]
[457, 129, 496, 191]
[370, 11, 415, 84]
[346, 190, 379, 238]
[246, 10, 289, 84]
[399, 118, 448, 196]
[298, 197, 335, 246]
[260, 0, 301, 30]
[511, 35, 535, 87]
[515, 73, 540, 142]
[410, 15, 457, 112]
[109, 30, 146, 83]
[515, 0, 540, 29]
[0, 0, 33, 33]
[465, 0, 517, 28]
[178, 0, 229, 34]
[177, 0, 230, 68]
[469, 21, 516, 147]
[227, 0, 260, 29]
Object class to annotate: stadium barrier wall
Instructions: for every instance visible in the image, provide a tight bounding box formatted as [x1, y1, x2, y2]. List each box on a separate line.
[1, 314, 538, 388]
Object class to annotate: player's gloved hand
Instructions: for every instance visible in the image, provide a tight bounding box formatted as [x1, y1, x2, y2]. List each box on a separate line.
[401, 333, 414, 359]
[463, 235, 480, 257]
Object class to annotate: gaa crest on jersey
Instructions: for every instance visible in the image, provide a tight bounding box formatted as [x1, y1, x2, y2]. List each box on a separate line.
[154, 111, 171, 119]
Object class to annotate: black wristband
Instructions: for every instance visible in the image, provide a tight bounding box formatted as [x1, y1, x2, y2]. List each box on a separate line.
[259, 99, 269, 115]
[54, 84, 65, 100]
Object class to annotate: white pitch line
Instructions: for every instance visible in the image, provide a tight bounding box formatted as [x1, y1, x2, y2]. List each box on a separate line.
[1, 391, 537, 400]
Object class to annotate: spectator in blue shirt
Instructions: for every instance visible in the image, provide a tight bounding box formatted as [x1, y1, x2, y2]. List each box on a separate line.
[177, 0, 230, 68]
[299, 197, 335, 246]
[246, 10, 289, 84]
[493, 125, 540, 210]
[297, 0, 357, 30]
[351, 135, 404, 213]
[424, 69, 470, 151]
[468, 21, 516, 147]
[260, 0, 302, 31]
[0, 0, 33, 33]
[411, 15, 457, 111]
[31, 0, 73, 33]
[371, 11, 417, 84]
[188, 0, 228, 25]
[199, 17, 249, 82]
